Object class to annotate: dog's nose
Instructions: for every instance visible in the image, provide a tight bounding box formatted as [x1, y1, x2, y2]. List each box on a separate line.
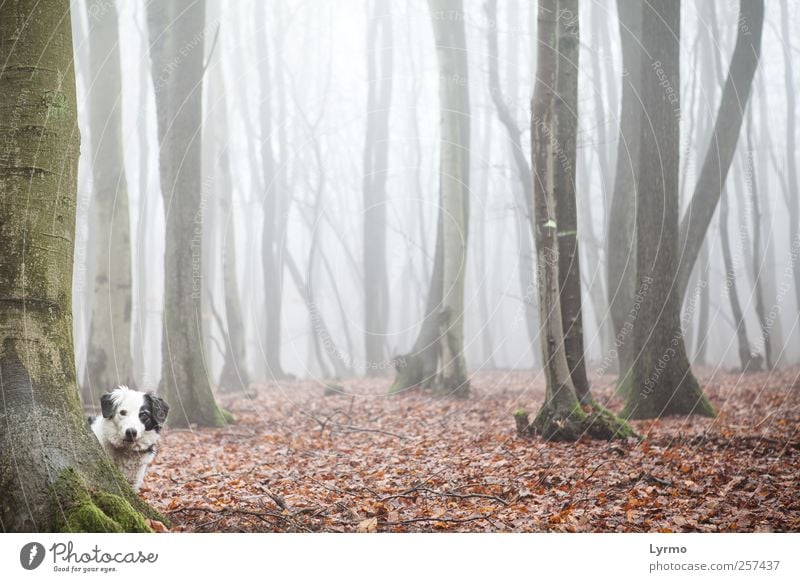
[125, 428, 138, 441]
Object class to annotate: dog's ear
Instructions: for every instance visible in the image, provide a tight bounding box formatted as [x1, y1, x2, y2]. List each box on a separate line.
[100, 393, 116, 419]
[148, 393, 170, 425]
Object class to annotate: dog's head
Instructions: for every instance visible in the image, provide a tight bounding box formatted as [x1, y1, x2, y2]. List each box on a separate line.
[99, 386, 169, 450]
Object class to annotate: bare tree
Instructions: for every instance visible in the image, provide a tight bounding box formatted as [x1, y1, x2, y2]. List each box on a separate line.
[84, 0, 134, 399]
[0, 0, 161, 530]
[390, 0, 470, 397]
[606, 0, 642, 382]
[147, 0, 229, 426]
[484, 0, 538, 364]
[676, 0, 765, 298]
[257, 1, 289, 380]
[622, 0, 714, 419]
[363, 0, 393, 375]
[518, 0, 634, 440]
[779, 0, 800, 317]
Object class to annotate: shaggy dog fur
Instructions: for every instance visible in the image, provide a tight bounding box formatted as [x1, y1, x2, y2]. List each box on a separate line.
[90, 386, 169, 491]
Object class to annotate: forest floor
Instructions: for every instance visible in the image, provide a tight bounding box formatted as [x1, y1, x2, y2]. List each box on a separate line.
[142, 367, 800, 532]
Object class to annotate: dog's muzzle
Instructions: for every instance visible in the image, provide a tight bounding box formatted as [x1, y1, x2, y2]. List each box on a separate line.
[124, 428, 138, 443]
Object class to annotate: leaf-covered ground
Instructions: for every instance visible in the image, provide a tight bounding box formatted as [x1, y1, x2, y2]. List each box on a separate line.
[142, 368, 800, 532]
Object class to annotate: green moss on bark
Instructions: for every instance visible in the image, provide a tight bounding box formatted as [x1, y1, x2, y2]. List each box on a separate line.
[520, 399, 638, 442]
[388, 353, 427, 394]
[52, 469, 153, 533]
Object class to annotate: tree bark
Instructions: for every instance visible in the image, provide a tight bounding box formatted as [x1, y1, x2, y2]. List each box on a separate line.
[428, 0, 470, 397]
[521, 0, 634, 442]
[606, 0, 642, 384]
[363, 0, 393, 375]
[622, 0, 714, 419]
[551, 0, 591, 402]
[84, 0, 134, 400]
[676, 0, 765, 299]
[0, 0, 162, 531]
[147, 0, 228, 427]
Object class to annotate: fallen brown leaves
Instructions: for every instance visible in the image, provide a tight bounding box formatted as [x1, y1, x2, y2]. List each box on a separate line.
[141, 367, 800, 532]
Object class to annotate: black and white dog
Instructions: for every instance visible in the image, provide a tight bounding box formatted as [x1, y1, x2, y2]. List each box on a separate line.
[90, 386, 169, 492]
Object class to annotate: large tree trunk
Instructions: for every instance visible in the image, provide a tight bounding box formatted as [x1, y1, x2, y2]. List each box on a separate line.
[520, 0, 634, 442]
[147, 0, 228, 427]
[606, 0, 642, 384]
[0, 0, 162, 531]
[84, 0, 134, 400]
[676, 0, 765, 299]
[622, 0, 714, 419]
[363, 0, 393, 375]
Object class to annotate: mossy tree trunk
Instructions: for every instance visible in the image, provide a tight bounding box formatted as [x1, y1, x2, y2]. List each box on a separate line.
[522, 0, 634, 442]
[83, 0, 134, 401]
[622, 0, 714, 420]
[0, 0, 163, 531]
[147, 0, 228, 427]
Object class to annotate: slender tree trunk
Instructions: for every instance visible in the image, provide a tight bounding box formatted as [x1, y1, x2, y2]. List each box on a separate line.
[484, 0, 538, 365]
[210, 59, 251, 393]
[676, 0, 765, 298]
[363, 0, 393, 375]
[552, 0, 590, 402]
[390, 0, 471, 396]
[693, 242, 711, 366]
[747, 110, 772, 370]
[84, 0, 134, 399]
[147, 0, 228, 427]
[0, 0, 163, 531]
[519, 0, 634, 441]
[428, 0, 470, 397]
[719, 185, 760, 371]
[257, 1, 288, 380]
[623, 0, 714, 419]
[606, 0, 642, 384]
[779, 0, 800, 318]
[474, 109, 497, 369]
[133, 15, 152, 388]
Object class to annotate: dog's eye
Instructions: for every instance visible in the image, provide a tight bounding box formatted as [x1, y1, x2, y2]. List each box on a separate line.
[119, 410, 127, 417]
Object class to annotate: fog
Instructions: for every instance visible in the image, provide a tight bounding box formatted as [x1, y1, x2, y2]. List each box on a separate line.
[70, 0, 800, 389]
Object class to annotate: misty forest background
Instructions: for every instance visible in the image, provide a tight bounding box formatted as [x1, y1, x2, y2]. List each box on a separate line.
[1, 0, 799, 532]
[72, 0, 799, 402]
